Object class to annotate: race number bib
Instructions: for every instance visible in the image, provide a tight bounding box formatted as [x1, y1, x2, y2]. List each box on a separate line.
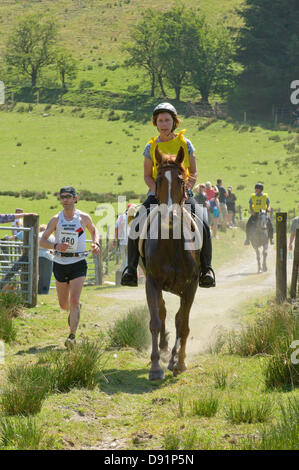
[60, 231, 78, 252]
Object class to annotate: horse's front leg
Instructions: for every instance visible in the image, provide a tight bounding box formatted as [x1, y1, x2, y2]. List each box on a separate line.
[256, 247, 262, 273]
[262, 243, 268, 272]
[158, 292, 170, 362]
[146, 275, 164, 380]
[168, 283, 197, 376]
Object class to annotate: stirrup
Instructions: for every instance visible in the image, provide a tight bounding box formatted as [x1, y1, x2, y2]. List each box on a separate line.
[121, 266, 138, 287]
[199, 268, 216, 288]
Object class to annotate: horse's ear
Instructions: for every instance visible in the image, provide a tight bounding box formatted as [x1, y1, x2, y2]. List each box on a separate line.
[176, 146, 184, 165]
[155, 146, 163, 165]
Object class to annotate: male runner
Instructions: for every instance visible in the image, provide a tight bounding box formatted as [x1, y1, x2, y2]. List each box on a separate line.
[40, 186, 100, 349]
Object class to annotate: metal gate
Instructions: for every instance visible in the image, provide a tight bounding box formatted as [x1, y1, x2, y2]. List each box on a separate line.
[0, 226, 34, 304]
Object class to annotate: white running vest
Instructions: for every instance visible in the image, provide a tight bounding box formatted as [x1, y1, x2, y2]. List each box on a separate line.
[54, 210, 86, 265]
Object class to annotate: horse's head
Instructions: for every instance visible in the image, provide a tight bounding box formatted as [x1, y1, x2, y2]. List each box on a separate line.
[155, 146, 186, 211]
[257, 209, 268, 230]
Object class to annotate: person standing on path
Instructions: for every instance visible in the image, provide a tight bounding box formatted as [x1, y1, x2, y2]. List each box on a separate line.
[40, 186, 100, 349]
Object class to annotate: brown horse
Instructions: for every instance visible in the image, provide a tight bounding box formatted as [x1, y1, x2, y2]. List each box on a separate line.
[140, 146, 201, 380]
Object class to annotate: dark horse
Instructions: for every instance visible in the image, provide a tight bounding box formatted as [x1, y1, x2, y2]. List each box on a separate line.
[140, 147, 201, 380]
[249, 210, 269, 273]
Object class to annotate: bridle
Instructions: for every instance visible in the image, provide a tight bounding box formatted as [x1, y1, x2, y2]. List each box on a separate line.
[155, 163, 186, 206]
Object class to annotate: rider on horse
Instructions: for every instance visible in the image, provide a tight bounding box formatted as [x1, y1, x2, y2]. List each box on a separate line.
[121, 102, 216, 288]
[244, 183, 274, 245]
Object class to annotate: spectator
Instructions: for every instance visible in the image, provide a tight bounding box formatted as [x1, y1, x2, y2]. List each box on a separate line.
[216, 178, 228, 228]
[289, 207, 299, 251]
[114, 204, 131, 273]
[0, 212, 35, 224]
[194, 183, 209, 224]
[209, 191, 221, 238]
[226, 186, 237, 227]
[12, 208, 24, 236]
[205, 181, 215, 202]
[38, 224, 55, 295]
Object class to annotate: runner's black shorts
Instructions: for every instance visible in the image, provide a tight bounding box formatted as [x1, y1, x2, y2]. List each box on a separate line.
[53, 259, 87, 284]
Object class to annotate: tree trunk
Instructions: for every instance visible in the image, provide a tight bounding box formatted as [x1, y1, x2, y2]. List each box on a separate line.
[175, 86, 181, 101]
[158, 73, 167, 97]
[61, 71, 66, 90]
[31, 68, 37, 88]
[150, 72, 155, 97]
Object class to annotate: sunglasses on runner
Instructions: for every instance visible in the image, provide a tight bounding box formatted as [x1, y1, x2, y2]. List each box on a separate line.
[60, 194, 73, 199]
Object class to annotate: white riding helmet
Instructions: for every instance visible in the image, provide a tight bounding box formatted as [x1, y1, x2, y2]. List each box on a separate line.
[153, 102, 177, 116]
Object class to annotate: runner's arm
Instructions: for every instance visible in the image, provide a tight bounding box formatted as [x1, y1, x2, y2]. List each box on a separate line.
[85, 215, 100, 254]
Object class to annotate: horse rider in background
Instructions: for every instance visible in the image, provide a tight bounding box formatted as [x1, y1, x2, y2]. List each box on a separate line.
[244, 183, 274, 246]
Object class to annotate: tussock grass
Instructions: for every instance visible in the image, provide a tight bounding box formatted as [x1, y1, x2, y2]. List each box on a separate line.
[1, 338, 106, 415]
[41, 337, 107, 392]
[0, 292, 23, 318]
[0, 417, 44, 450]
[212, 303, 299, 357]
[264, 339, 299, 389]
[0, 309, 17, 343]
[163, 427, 211, 450]
[225, 399, 272, 424]
[213, 367, 228, 389]
[1, 364, 51, 415]
[107, 306, 151, 351]
[190, 394, 219, 417]
[241, 398, 299, 450]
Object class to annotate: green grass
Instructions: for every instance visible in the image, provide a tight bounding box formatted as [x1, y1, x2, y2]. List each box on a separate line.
[0, 110, 298, 228]
[0, 309, 17, 343]
[225, 399, 273, 424]
[107, 306, 151, 351]
[0, 416, 44, 450]
[240, 398, 299, 450]
[190, 394, 219, 417]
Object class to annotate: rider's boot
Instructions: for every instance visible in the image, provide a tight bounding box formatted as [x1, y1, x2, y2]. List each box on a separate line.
[121, 236, 139, 287]
[199, 222, 216, 288]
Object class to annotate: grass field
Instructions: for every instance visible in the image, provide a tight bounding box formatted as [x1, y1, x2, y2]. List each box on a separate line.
[0, 107, 298, 227]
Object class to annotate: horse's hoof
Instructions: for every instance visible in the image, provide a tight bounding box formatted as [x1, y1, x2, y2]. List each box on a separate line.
[149, 369, 164, 381]
[173, 364, 187, 377]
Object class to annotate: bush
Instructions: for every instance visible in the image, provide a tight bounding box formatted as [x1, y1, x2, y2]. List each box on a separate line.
[79, 80, 94, 90]
[108, 306, 150, 351]
[0, 292, 23, 318]
[264, 339, 299, 389]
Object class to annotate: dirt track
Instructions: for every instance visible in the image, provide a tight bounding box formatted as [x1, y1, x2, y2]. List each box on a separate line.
[101, 245, 294, 355]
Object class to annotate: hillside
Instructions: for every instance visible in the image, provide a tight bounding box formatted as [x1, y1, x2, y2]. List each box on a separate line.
[0, 0, 244, 102]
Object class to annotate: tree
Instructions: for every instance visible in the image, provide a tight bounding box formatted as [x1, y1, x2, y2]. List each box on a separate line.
[123, 10, 167, 97]
[5, 14, 57, 88]
[235, 0, 299, 112]
[156, 6, 199, 101]
[191, 21, 236, 104]
[55, 49, 77, 90]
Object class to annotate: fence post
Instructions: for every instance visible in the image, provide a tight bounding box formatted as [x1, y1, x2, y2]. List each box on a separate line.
[94, 237, 103, 285]
[276, 212, 287, 303]
[290, 228, 299, 299]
